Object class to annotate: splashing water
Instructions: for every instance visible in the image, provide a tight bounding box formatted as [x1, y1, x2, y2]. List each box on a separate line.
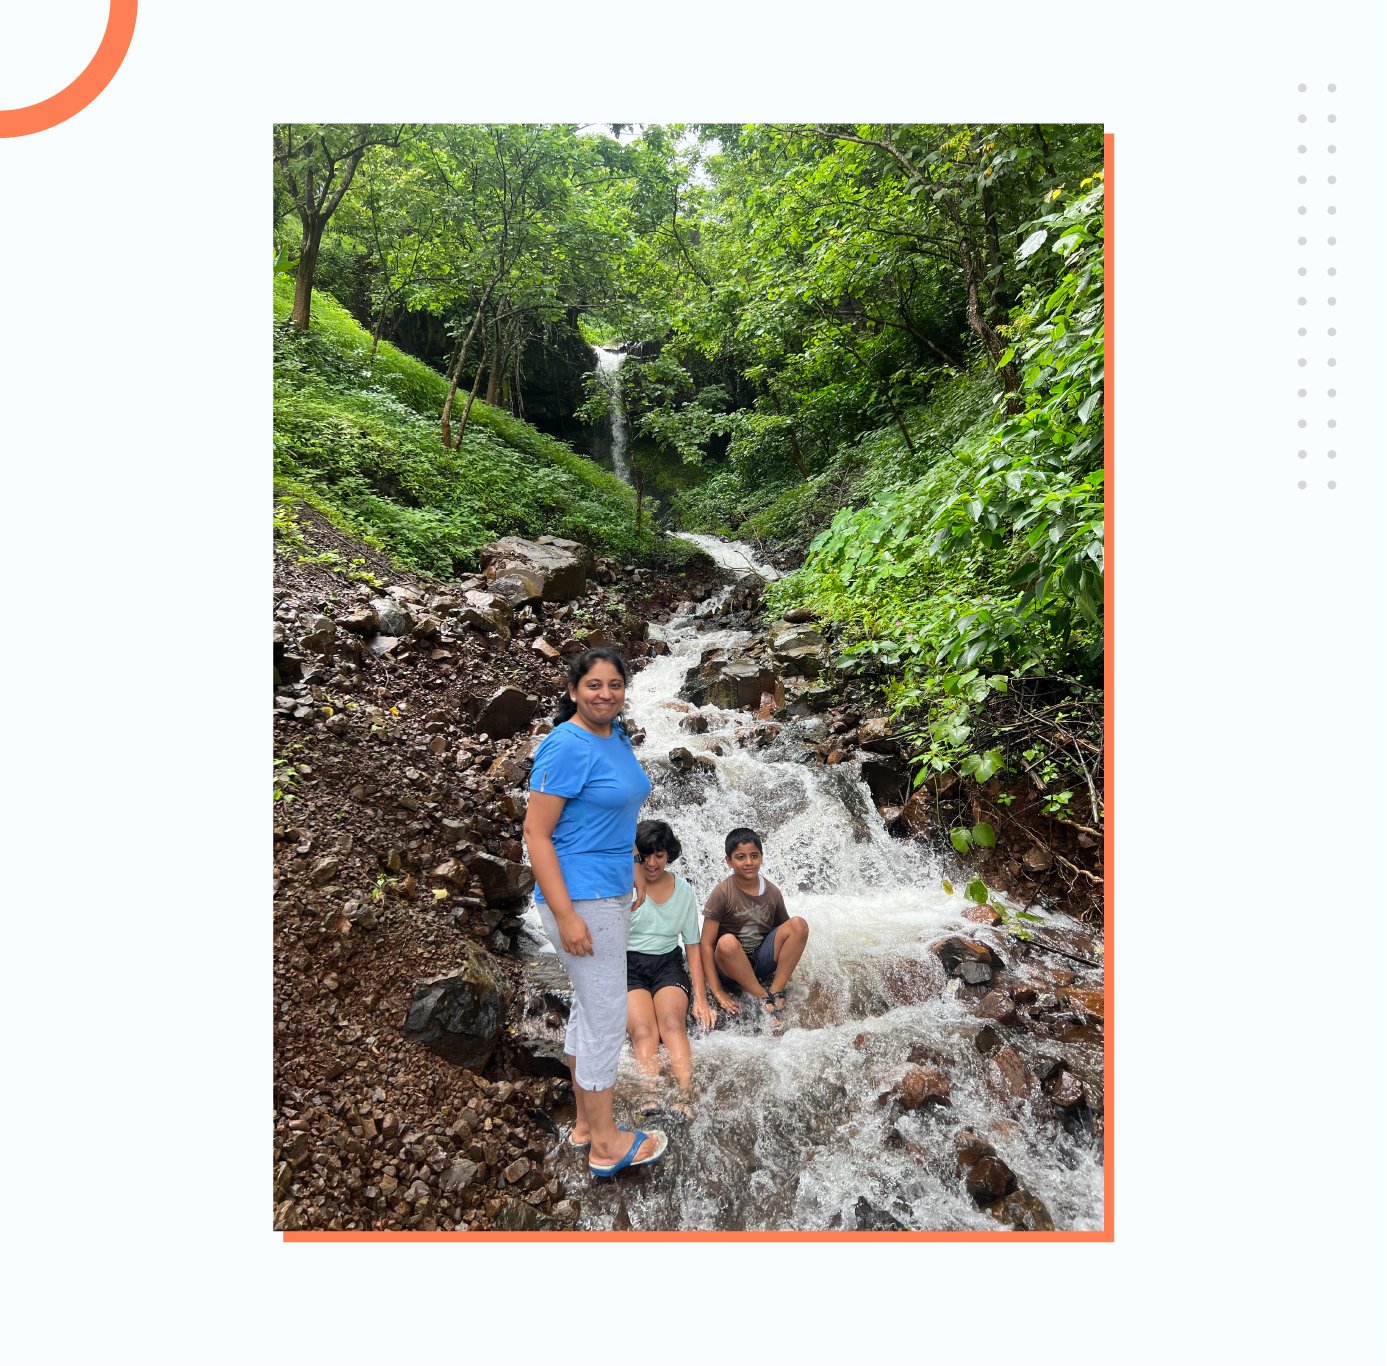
[523, 543, 1105, 1232]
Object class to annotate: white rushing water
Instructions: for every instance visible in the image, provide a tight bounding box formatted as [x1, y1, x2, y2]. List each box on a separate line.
[524, 541, 1105, 1232]
[591, 347, 631, 483]
[671, 531, 782, 581]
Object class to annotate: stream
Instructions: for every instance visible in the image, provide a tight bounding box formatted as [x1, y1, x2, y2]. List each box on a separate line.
[522, 536, 1105, 1230]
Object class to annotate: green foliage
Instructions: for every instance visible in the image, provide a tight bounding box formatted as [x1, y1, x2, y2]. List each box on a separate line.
[768, 175, 1105, 799]
[940, 874, 1047, 941]
[273, 278, 678, 576]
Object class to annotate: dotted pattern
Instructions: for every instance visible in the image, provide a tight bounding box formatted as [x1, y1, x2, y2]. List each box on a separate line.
[1298, 83, 1339, 491]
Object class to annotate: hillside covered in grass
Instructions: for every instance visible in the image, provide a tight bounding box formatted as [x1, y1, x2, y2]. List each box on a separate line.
[273, 277, 692, 580]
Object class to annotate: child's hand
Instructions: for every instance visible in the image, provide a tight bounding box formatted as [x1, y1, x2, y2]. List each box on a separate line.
[712, 991, 739, 1016]
[693, 996, 716, 1030]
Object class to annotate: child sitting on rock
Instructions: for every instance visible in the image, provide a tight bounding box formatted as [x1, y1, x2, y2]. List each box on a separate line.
[700, 827, 809, 1021]
[627, 819, 713, 1116]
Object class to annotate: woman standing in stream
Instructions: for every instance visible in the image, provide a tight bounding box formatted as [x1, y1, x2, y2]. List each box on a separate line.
[522, 647, 669, 1178]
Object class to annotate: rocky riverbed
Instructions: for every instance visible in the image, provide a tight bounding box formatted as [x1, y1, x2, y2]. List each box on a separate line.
[272, 510, 1103, 1234]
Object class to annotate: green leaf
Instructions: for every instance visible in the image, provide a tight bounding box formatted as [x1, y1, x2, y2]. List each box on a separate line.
[964, 877, 989, 905]
[1016, 228, 1048, 261]
[971, 821, 996, 848]
[941, 879, 955, 896]
[950, 828, 974, 854]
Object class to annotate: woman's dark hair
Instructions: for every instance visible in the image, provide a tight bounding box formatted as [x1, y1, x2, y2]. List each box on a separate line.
[553, 646, 631, 730]
[725, 827, 763, 855]
[636, 819, 682, 862]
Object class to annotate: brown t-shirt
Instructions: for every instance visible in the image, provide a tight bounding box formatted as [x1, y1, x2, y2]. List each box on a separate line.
[703, 874, 789, 957]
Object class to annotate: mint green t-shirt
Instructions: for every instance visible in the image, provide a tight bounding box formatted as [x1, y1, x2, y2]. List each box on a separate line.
[627, 875, 700, 956]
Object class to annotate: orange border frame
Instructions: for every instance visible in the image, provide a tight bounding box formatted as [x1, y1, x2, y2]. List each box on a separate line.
[0, 2, 138, 139]
[284, 130, 1116, 1245]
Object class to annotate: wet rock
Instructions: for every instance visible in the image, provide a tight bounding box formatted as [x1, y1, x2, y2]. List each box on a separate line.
[403, 946, 512, 1070]
[532, 637, 562, 661]
[371, 598, 413, 637]
[966, 1156, 1017, 1204]
[493, 1199, 555, 1232]
[668, 746, 697, 771]
[707, 657, 779, 711]
[860, 754, 910, 808]
[1063, 986, 1105, 1021]
[481, 537, 586, 603]
[899, 1066, 952, 1110]
[853, 1197, 907, 1232]
[768, 620, 826, 679]
[995, 1188, 1054, 1232]
[962, 904, 1002, 927]
[898, 791, 936, 836]
[679, 713, 709, 734]
[470, 852, 535, 907]
[1022, 846, 1054, 873]
[1043, 1065, 1085, 1109]
[784, 684, 834, 717]
[977, 990, 1017, 1025]
[475, 686, 537, 740]
[974, 1026, 1002, 1055]
[953, 1129, 997, 1169]
[930, 935, 1003, 984]
[992, 1046, 1036, 1099]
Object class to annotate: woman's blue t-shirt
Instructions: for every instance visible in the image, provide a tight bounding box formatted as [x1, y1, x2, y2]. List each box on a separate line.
[528, 721, 652, 902]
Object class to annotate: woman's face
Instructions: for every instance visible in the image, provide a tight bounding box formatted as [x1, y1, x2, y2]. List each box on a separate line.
[639, 847, 670, 881]
[569, 660, 626, 731]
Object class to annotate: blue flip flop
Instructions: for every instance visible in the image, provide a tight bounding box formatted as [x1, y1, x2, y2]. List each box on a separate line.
[588, 1128, 668, 1179]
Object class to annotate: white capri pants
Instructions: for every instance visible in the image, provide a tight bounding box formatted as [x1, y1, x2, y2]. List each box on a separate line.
[536, 894, 631, 1092]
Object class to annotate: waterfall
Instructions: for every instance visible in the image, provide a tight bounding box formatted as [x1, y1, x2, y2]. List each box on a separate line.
[592, 347, 631, 483]
[521, 540, 1105, 1232]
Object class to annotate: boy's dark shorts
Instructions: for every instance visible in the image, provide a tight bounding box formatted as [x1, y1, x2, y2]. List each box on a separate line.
[716, 926, 779, 990]
[626, 947, 692, 998]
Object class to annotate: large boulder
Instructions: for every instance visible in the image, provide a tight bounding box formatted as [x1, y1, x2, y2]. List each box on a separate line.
[458, 589, 513, 645]
[475, 686, 537, 740]
[403, 947, 511, 1069]
[470, 851, 535, 907]
[706, 657, 780, 711]
[768, 620, 826, 679]
[371, 598, 414, 637]
[481, 537, 587, 604]
[930, 935, 1004, 984]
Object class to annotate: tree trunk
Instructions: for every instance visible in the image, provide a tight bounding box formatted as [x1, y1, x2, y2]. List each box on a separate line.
[290, 221, 324, 330]
[457, 361, 486, 441]
[441, 306, 487, 447]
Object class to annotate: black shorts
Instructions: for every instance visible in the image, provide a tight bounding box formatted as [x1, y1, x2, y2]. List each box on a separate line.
[626, 947, 692, 998]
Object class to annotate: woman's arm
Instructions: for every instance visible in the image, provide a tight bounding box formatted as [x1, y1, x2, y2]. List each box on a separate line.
[522, 792, 593, 956]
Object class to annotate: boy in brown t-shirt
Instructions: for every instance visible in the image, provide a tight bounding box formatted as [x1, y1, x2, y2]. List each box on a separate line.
[700, 827, 810, 1020]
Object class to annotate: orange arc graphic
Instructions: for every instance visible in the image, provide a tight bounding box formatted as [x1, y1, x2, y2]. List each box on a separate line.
[0, 1, 138, 138]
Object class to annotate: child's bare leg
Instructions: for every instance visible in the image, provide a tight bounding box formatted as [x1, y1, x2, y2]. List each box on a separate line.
[627, 990, 661, 1101]
[768, 917, 810, 994]
[714, 934, 773, 1005]
[654, 985, 694, 1105]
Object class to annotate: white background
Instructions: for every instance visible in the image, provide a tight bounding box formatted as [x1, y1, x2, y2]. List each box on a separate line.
[1, 2, 1382, 1360]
